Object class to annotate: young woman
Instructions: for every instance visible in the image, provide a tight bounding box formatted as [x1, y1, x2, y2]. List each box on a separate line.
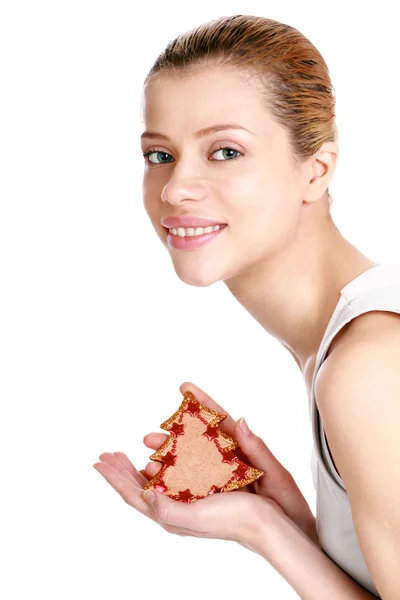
[93, 15, 400, 599]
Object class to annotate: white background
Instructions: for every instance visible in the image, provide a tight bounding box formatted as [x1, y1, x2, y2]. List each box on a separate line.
[1, 1, 399, 598]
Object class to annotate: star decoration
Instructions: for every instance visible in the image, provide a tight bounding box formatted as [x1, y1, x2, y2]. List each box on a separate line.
[177, 488, 195, 503]
[203, 424, 219, 441]
[162, 451, 178, 467]
[185, 399, 201, 416]
[169, 422, 185, 438]
[220, 449, 238, 464]
[154, 481, 167, 493]
[232, 463, 249, 480]
[207, 484, 222, 495]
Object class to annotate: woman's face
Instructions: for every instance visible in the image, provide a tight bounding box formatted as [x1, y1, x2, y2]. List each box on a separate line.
[140, 67, 308, 287]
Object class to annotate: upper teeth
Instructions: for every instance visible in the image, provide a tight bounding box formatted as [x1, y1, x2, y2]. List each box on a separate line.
[168, 225, 224, 237]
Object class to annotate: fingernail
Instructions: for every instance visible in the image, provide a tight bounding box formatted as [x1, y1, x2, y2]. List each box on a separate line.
[239, 417, 251, 436]
[143, 489, 156, 505]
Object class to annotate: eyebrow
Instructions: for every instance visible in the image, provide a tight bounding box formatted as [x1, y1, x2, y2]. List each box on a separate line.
[140, 124, 255, 142]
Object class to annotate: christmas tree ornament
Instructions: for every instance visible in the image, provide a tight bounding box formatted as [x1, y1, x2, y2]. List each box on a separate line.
[143, 391, 265, 503]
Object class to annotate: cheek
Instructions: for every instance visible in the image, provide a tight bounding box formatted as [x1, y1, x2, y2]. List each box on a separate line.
[222, 165, 292, 223]
[142, 181, 159, 224]
[224, 168, 299, 249]
[143, 197, 153, 222]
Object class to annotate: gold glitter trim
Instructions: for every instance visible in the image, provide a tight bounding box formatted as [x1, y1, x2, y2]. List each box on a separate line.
[222, 466, 265, 492]
[148, 435, 173, 462]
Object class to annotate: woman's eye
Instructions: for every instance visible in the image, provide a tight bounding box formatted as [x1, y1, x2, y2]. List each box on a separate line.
[142, 146, 242, 165]
[142, 150, 173, 165]
[212, 147, 242, 161]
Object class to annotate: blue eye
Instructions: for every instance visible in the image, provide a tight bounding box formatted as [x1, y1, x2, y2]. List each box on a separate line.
[142, 146, 242, 165]
[212, 147, 241, 161]
[142, 150, 173, 165]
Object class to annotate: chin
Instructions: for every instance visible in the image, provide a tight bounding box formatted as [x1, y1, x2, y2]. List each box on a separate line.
[171, 262, 223, 288]
[175, 271, 219, 288]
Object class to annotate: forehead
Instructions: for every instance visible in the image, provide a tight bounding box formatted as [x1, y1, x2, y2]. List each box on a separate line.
[141, 67, 274, 136]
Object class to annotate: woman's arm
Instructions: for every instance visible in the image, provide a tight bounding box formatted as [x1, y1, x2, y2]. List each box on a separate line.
[313, 326, 400, 599]
[252, 507, 378, 599]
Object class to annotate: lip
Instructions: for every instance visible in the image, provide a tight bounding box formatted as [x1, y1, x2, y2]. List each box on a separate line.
[161, 215, 227, 229]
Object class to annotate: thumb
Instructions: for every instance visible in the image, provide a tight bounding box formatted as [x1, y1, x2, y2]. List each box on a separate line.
[142, 488, 193, 527]
[234, 417, 288, 476]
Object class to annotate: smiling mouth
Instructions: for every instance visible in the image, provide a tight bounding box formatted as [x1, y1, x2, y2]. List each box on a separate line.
[163, 224, 227, 237]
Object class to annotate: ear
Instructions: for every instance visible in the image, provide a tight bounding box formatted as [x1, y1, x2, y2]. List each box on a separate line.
[304, 141, 339, 204]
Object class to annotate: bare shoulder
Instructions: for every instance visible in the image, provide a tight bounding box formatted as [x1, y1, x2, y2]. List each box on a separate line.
[315, 310, 400, 415]
[342, 308, 400, 339]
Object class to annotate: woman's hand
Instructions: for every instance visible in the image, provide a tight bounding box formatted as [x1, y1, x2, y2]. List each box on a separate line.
[93, 424, 286, 553]
[94, 453, 285, 552]
[141, 381, 319, 546]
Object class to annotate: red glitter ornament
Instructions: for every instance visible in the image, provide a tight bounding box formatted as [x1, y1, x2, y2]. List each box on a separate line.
[143, 391, 265, 502]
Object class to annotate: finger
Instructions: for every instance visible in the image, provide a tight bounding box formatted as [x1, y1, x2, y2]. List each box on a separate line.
[94, 460, 205, 535]
[233, 418, 290, 478]
[143, 488, 207, 531]
[234, 420, 316, 535]
[162, 524, 190, 536]
[144, 460, 164, 479]
[113, 451, 150, 487]
[139, 469, 151, 481]
[143, 432, 169, 450]
[93, 461, 155, 517]
[99, 452, 147, 488]
[179, 381, 237, 436]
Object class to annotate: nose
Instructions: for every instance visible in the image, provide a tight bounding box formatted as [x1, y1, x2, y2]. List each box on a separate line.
[161, 185, 208, 206]
[161, 173, 209, 207]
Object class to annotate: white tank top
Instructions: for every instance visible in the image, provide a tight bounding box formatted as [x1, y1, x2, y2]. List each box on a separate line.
[309, 262, 400, 598]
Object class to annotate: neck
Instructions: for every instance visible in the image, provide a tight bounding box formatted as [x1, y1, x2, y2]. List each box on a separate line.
[223, 213, 377, 381]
